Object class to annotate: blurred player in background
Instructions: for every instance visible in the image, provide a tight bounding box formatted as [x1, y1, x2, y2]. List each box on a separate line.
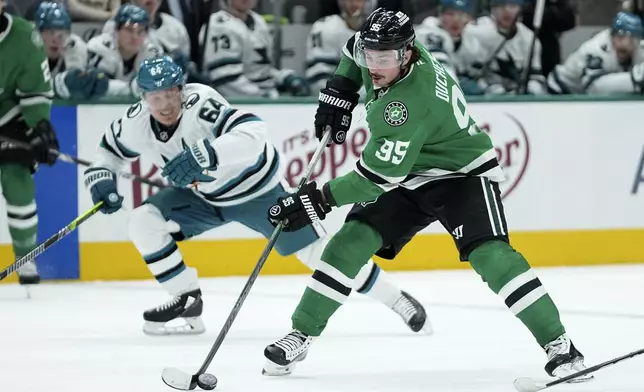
[200, 0, 310, 98]
[468, 0, 547, 94]
[305, 0, 376, 93]
[83, 56, 431, 336]
[263, 8, 592, 383]
[547, 11, 644, 95]
[87, 4, 161, 97]
[0, 0, 59, 284]
[415, 0, 487, 94]
[102, 0, 192, 74]
[35, 2, 109, 100]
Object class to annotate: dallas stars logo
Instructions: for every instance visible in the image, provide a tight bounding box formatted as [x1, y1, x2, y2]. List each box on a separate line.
[383, 101, 408, 126]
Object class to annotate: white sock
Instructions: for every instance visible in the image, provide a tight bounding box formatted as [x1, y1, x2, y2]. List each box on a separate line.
[353, 259, 401, 308]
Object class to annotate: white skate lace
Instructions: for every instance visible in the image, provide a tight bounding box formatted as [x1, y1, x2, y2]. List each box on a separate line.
[275, 330, 308, 354]
[155, 296, 182, 312]
[392, 295, 417, 322]
[545, 334, 571, 361]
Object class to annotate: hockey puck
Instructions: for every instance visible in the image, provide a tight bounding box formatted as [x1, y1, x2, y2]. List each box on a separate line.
[197, 373, 218, 390]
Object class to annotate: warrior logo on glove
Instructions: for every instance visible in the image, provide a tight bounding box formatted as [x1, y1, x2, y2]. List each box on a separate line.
[267, 182, 332, 232]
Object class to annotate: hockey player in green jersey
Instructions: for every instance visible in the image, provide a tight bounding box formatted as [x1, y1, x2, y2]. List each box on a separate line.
[263, 8, 593, 383]
[0, 0, 59, 284]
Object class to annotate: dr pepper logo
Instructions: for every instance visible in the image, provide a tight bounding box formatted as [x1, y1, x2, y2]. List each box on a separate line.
[480, 113, 530, 200]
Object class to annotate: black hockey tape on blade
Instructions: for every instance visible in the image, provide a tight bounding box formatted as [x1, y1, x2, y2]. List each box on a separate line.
[197, 373, 218, 390]
[162, 368, 197, 390]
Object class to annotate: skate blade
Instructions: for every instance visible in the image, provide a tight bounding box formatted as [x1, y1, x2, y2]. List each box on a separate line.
[262, 352, 307, 376]
[262, 360, 299, 376]
[143, 317, 205, 336]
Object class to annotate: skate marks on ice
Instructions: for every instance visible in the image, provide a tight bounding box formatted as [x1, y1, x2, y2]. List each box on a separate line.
[0, 266, 643, 392]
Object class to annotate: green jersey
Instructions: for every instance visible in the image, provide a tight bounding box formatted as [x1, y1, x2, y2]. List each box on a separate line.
[327, 36, 505, 207]
[0, 13, 53, 130]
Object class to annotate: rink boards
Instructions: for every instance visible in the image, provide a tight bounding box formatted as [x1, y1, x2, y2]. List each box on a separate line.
[1, 98, 644, 281]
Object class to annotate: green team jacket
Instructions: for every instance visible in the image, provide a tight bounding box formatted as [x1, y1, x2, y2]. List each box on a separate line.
[0, 13, 53, 130]
[326, 35, 506, 207]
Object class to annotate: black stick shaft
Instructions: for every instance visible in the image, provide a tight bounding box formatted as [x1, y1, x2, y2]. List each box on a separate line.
[545, 348, 644, 388]
[194, 131, 332, 376]
[0, 135, 165, 188]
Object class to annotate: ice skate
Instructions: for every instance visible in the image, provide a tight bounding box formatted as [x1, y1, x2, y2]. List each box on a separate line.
[16, 260, 40, 285]
[143, 289, 205, 335]
[392, 291, 432, 334]
[544, 334, 593, 383]
[263, 329, 314, 376]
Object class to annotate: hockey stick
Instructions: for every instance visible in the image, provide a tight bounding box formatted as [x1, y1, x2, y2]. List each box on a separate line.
[513, 347, 644, 392]
[0, 201, 103, 281]
[517, 0, 545, 94]
[0, 135, 165, 188]
[161, 130, 333, 391]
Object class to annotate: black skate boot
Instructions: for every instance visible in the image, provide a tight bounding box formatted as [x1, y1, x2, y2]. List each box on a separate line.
[391, 291, 433, 334]
[544, 334, 593, 383]
[143, 289, 205, 335]
[263, 329, 314, 376]
[17, 260, 40, 285]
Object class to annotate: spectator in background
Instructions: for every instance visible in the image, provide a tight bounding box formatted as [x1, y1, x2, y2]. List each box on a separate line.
[158, 0, 215, 68]
[199, 0, 309, 98]
[34, 2, 108, 100]
[522, 0, 576, 77]
[67, 0, 120, 21]
[102, 0, 191, 72]
[87, 4, 161, 96]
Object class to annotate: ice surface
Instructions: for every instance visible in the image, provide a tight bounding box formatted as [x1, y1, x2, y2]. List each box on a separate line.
[2, 265, 643, 392]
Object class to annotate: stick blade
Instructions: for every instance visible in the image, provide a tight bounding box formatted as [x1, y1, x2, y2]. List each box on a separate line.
[162, 368, 197, 390]
[514, 377, 546, 392]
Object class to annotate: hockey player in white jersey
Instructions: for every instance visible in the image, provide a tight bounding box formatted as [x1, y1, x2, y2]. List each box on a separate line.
[415, 0, 487, 94]
[35, 2, 109, 100]
[83, 56, 431, 336]
[102, 0, 191, 69]
[547, 11, 644, 95]
[306, 0, 376, 93]
[87, 4, 161, 97]
[468, 0, 546, 95]
[200, 0, 310, 98]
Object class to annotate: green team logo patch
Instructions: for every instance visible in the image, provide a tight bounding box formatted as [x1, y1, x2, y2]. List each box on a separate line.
[383, 101, 408, 126]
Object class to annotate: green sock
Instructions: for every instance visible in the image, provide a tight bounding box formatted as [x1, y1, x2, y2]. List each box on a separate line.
[469, 240, 565, 346]
[292, 221, 383, 336]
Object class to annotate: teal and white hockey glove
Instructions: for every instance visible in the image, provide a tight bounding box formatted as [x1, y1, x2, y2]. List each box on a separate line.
[84, 167, 123, 214]
[162, 139, 217, 187]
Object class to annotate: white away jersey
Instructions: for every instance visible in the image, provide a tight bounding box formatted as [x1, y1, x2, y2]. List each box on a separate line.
[102, 13, 190, 57]
[92, 84, 280, 206]
[547, 29, 644, 94]
[200, 10, 289, 97]
[49, 34, 88, 76]
[87, 32, 162, 96]
[468, 16, 546, 94]
[415, 17, 485, 80]
[306, 14, 356, 92]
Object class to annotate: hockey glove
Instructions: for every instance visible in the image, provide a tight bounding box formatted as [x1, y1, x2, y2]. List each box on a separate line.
[27, 119, 59, 166]
[315, 81, 359, 145]
[88, 70, 109, 99]
[268, 182, 332, 232]
[84, 167, 123, 214]
[64, 69, 99, 99]
[162, 139, 217, 187]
